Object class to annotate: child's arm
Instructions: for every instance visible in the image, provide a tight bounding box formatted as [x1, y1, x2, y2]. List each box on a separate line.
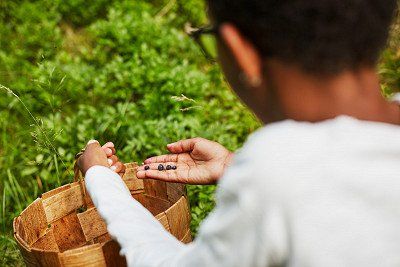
[85, 153, 288, 267]
[85, 165, 185, 265]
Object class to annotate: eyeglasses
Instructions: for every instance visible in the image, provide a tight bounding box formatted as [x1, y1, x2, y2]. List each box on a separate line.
[185, 24, 218, 62]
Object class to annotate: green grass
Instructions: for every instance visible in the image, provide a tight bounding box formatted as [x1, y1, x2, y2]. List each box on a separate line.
[0, 0, 399, 265]
[0, 0, 260, 264]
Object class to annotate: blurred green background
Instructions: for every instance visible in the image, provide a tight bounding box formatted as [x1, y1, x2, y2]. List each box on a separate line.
[0, 0, 399, 265]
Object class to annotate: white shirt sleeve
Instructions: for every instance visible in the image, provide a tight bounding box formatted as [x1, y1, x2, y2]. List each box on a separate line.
[85, 161, 287, 267]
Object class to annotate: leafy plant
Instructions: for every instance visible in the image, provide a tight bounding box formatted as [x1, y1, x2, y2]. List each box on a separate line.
[0, 0, 398, 265]
[0, 0, 259, 264]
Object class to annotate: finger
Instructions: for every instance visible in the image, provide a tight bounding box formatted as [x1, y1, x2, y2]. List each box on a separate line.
[102, 142, 114, 148]
[110, 162, 123, 173]
[102, 147, 115, 157]
[144, 154, 178, 164]
[136, 169, 180, 183]
[102, 142, 115, 156]
[86, 140, 101, 149]
[137, 162, 178, 171]
[166, 138, 201, 153]
[107, 155, 119, 166]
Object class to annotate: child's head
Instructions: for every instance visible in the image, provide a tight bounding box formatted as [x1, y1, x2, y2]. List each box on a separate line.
[207, 0, 398, 122]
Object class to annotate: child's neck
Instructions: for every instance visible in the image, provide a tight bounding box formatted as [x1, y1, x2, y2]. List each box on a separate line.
[269, 64, 400, 124]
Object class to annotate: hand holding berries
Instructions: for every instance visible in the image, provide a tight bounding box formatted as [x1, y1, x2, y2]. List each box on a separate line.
[136, 137, 233, 185]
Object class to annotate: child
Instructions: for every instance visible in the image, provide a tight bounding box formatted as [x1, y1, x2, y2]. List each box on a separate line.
[78, 0, 400, 266]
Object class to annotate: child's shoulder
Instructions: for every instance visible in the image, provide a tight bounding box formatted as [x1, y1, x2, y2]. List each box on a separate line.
[241, 119, 325, 158]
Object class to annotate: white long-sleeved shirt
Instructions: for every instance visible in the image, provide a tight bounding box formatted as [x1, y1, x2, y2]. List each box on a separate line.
[86, 115, 400, 266]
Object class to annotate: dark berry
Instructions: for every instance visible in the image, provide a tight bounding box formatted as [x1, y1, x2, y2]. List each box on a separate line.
[144, 165, 150, 170]
[158, 164, 164, 171]
[172, 165, 177, 170]
[166, 165, 172, 170]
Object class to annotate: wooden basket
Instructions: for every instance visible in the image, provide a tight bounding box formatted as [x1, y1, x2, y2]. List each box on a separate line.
[13, 162, 192, 266]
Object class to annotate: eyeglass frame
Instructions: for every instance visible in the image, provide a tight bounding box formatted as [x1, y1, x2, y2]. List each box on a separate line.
[185, 24, 218, 61]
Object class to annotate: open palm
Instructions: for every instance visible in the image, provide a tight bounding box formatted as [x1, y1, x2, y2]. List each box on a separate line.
[136, 138, 234, 185]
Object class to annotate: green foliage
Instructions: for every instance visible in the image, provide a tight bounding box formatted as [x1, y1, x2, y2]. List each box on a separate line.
[0, 0, 259, 264]
[380, 49, 400, 97]
[0, 235, 23, 266]
[0, 0, 398, 265]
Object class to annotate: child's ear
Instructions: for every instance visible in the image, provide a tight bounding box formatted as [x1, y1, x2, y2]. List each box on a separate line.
[219, 23, 262, 87]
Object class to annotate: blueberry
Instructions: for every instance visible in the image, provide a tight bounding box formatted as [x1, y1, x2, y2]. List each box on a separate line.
[166, 165, 172, 170]
[172, 165, 177, 170]
[158, 164, 164, 171]
[144, 165, 150, 170]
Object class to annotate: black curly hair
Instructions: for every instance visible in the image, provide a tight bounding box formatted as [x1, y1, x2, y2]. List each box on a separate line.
[208, 0, 398, 75]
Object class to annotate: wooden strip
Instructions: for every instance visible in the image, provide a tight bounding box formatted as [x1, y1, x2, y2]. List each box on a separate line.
[123, 163, 138, 180]
[15, 229, 61, 267]
[155, 212, 171, 232]
[19, 198, 48, 245]
[42, 184, 84, 223]
[14, 224, 30, 251]
[124, 162, 138, 170]
[32, 227, 59, 251]
[142, 195, 171, 216]
[31, 249, 62, 267]
[41, 184, 71, 199]
[60, 244, 107, 267]
[13, 217, 26, 246]
[93, 233, 112, 244]
[52, 212, 86, 252]
[132, 192, 144, 203]
[123, 178, 144, 191]
[183, 196, 191, 224]
[102, 240, 127, 267]
[77, 208, 107, 241]
[144, 179, 168, 199]
[130, 189, 145, 195]
[165, 196, 190, 240]
[14, 231, 39, 266]
[79, 180, 94, 208]
[166, 183, 185, 203]
[181, 229, 192, 244]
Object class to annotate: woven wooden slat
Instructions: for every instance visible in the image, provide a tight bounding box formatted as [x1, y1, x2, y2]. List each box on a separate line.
[32, 228, 59, 251]
[42, 184, 71, 199]
[93, 233, 112, 244]
[102, 240, 127, 267]
[77, 207, 107, 242]
[14, 162, 192, 267]
[93, 232, 111, 246]
[123, 166, 144, 194]
[166, 183, 185, 203]
[123, 164, 137, 179]
[14, 222, 38, 266]
[42, 184, 84, 223]
[19, 198, 48, 246]
[60, 244, 106, 267]
[144, 179, 168, 199]
[80, 179, 95, 209]
[155, 212, 171, 232]
[124, 178, 144, 193]
[165, 196, 190, 240]
[52, 212, 86, 252]
[31, 250, 62, 267]
[143, 195, 171, 216]
[181, 229, 192, 244]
